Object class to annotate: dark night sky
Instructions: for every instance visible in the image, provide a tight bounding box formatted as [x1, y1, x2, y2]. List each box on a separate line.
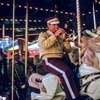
[0, 0, 100, 41]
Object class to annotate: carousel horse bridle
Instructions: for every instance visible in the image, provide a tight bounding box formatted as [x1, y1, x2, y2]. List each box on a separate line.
[80, 72, 100, 92]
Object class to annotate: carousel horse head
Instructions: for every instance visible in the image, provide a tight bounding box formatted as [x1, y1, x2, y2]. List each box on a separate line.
[28, 73, 66, 100]
[96, 26, 100, 35]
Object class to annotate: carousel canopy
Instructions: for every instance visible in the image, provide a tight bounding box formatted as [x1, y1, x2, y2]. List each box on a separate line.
[0, 0, 100, 42]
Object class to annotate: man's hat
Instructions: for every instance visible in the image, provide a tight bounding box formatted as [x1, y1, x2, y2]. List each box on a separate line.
[46, 17, 60, 25]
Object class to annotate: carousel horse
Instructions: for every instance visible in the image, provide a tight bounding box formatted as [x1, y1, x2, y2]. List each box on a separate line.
[79, 34, 100, 100]
[0, 49, 10, 100]
[7, 54, 30, 100]
[28, 73, 66, 100]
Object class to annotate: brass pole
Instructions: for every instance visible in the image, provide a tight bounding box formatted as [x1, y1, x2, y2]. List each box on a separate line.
[25, 0, 28, 76]
[12, 0, 15, 100]
[76, 0, 81, 64]
[93, 3, 97, 30]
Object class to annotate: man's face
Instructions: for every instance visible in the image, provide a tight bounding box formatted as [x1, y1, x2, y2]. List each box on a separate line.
[47, 24, 59, 33]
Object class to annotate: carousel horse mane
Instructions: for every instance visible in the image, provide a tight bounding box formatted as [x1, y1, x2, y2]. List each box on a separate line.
[28, 73, 66, 100]
[81, 35, 100, 69]
[79, 35, 100, 100]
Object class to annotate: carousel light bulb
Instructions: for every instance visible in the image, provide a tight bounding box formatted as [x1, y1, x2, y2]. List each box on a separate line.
[34, 20, 37, 22]
[65, 12, 68, 14]
[29, 6, 32, 9]
[19, 19, 23, 21]
[42, 27, 44, 29]
[24, 6, 27, 8]
[50, 9, 53, 12]
[40, 8, 43, 11]
[45, 9, 49, 11]
[64, 23, 68, 29]
[95, 0, 97, 3]
[6, 3, 10, 6]
[5, 18, 8, 21]
[96, 10, 98, 12]
[69, 19, 72, 22]
[82, 13, 85, 16]
[35, 7, 38, 10]
[38, 20, 41, 22]
[29, 20, 32, 22]
[1, 3, 4, 5]
[56, 10, 59, 13]
[67, 21, 69, 23]
[88, 12, 91, 14]
[70, 29, 73, 32]
[6, 28, 9, 30]
[83, 23, 86, 26]
[60, 11, 63, 14]
[70, 13, 73, 15]
[19, 5, 22, 8]
[1, 18, 4, 21]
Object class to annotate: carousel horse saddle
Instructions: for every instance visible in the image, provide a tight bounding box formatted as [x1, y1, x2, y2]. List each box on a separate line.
[28, 73, 66, 100]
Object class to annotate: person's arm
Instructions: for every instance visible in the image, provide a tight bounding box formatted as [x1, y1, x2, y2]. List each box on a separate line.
[38, 32, 57, 49]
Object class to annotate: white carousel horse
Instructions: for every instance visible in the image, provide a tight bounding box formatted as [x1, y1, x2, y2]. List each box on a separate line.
[28, 73, 66, 100]
[79, 35, 100, 100]
[79, 64, 100, 100]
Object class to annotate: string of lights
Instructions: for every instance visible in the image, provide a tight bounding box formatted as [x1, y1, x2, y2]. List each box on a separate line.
[0, 18, 74, 24]
[0, 2, 99, 16]
[0, 27, 47, 31]
[0, 1, 99, 32]
[95, 0, 100, 4]
[0, 2, 74, 15]
[0, 18, 42, 23]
